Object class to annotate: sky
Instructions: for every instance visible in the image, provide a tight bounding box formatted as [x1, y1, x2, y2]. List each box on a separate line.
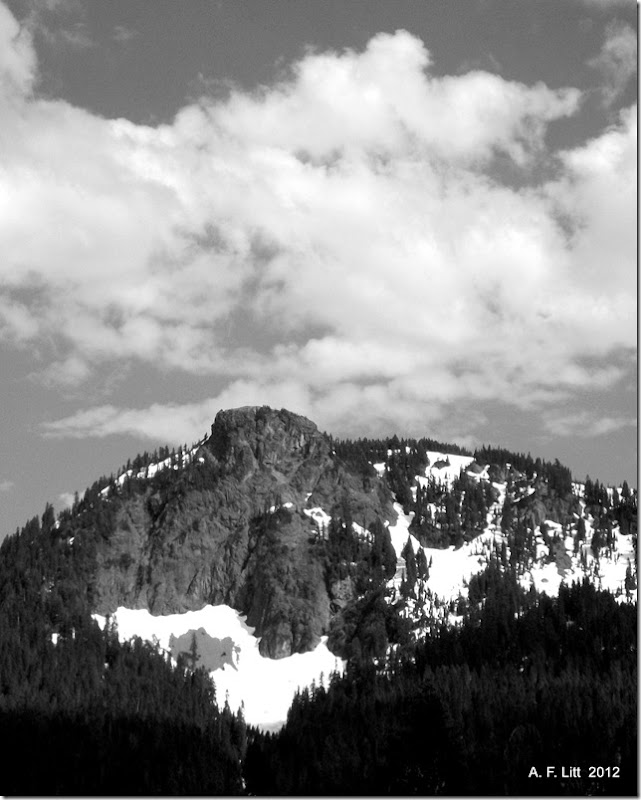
[0, 0, 637, 540]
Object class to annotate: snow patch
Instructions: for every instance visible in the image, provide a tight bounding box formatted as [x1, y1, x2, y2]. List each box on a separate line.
[304, 506, 331, 531]
[99, 437, 208, 499]
[92, 605, 344, 731]
[386, 502, 419, 558]
[425, 452, 475, 486]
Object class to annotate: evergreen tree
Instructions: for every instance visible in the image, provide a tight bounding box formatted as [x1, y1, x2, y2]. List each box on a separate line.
[416, 547, 429, 581]
[501, 496, 513, 533]
[401, 537, 417, 598]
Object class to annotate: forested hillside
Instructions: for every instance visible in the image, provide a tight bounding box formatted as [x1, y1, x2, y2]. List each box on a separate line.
[0, 505, 246, 795]
[245, 571, 636, 795]
[0, 407, 636, 794]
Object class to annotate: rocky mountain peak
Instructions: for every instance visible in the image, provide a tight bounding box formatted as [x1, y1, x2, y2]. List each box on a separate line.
[207, 406, 328, 480]
[86, 405, 394, 658]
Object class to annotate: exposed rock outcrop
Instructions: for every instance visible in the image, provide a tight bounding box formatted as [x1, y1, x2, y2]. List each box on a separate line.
[90, 406, 395, 658]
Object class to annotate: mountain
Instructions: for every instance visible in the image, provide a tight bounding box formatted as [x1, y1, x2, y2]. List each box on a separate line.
[0, 405, 636, 795]
[80, 406, 394, 658]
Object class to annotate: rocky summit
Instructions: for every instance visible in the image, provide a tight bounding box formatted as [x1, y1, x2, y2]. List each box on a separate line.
[89, 406, 394, 658]
[0, 406, 636, 795]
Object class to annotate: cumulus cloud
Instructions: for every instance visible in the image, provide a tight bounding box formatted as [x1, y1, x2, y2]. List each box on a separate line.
[543, 103, 636, 352]
[544, 412, 636, 438]
[0, 479, 15, 492]
[0, 2, 636, 442]
[42, 381, 313, 443]
[588, 21, 637, 106]
[40, 377, 463, 444]
[44, 401, 223, 444]
[0, 1, 36, 94]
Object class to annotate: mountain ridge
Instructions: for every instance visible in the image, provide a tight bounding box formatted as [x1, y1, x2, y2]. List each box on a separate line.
[0, 405, 636, 793]
[40, 405, 636, 668]
[66, 405, 397, 658]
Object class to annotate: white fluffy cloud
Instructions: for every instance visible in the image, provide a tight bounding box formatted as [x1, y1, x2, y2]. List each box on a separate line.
[0, 1, 36, 94]
[0, 3, 636, 442]
[544, 411, 636, 439]
[40, 377, 453, 443]
[543, 104, 636, 354]
[588, 21, 636, 106]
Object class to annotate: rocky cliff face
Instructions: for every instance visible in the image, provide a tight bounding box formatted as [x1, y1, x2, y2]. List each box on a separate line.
[91, 406, 395, 658]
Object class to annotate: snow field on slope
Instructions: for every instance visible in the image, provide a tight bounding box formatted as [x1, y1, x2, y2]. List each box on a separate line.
[92, 605, 344, 731]
[99, 438, 208, 498]
[386, 502, 502, 605]
[386, 453, 635, 610]
[380, 451, 476, 489]
[424, 451, 476, 486]
[91, 451, 634, 729]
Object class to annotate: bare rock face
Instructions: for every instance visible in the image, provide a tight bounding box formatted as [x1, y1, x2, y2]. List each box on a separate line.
[207, 406, 330, 484]
[90, 406, 394, 659]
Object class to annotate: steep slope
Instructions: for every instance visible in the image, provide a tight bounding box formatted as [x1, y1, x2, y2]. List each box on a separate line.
[76, 406, 395, 658]
[1, 406, 635, 792]
[5, 406, 635, 731]
[380, 453, 636, 637]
